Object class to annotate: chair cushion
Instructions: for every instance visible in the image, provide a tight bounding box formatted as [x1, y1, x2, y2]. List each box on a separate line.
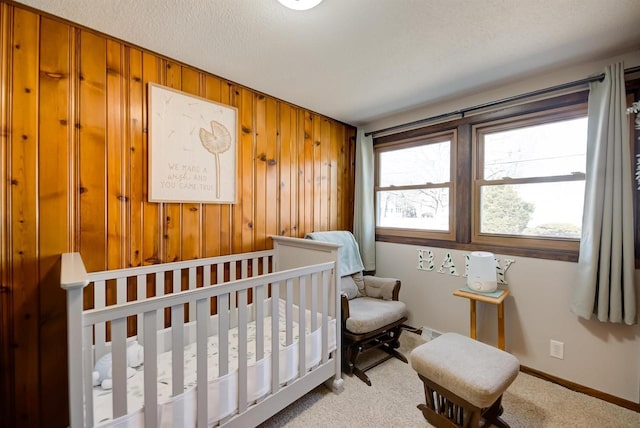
[345, 297, 407, 334]
[362, 275, 397, 300]
[340, 275, 359, 300]
[351, 271, 366, 297]
[410, 332, 520, 408]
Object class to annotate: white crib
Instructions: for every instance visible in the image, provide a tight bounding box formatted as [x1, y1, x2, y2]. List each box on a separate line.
[61, 236, 343, 428]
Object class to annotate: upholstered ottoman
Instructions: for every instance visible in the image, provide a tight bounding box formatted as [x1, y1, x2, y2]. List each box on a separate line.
[410, 332, 519, 428]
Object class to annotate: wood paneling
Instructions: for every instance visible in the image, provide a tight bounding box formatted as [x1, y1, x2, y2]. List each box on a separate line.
[301, 110, 314, 235]
[179, 66, 201, 262]
[239, 87, 254, 253]
[38, 16, 73, 426]
[141, 52, 162, 265]
[0, 3, 11, 423]
[203, 75, 224, 257]
[128, 47, 144, 267]
[79, 30, 108, 273]
[0, 2, 355, 426]
[10, 8, 39, 426]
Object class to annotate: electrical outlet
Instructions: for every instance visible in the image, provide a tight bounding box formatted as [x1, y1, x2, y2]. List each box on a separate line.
[550, 339, 564, 359]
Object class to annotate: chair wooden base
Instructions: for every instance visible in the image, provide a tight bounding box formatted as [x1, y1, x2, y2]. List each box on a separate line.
[416, 373, 511, 428]
[342, 317, 408, 386]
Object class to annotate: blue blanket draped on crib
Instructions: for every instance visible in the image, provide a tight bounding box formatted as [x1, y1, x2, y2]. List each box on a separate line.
[305, 231, 365, 277]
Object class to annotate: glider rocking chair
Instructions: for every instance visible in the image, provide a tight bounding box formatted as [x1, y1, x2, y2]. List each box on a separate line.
[305, 231, 408, 386]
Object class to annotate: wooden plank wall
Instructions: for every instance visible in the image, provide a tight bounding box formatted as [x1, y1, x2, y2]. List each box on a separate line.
[0, 3, 356, 426]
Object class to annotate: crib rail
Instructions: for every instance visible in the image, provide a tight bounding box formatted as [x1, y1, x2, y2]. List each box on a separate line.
[81, 251, 273, 361]
[61, 248, 338, 428]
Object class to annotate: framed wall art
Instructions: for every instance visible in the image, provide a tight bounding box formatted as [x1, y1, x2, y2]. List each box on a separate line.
[148, 83, 238, 203]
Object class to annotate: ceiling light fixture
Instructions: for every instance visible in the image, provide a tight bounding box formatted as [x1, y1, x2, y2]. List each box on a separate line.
[278, 0, 323, 11]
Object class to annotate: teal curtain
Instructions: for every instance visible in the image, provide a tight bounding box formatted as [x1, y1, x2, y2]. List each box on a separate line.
[571, 63, 636, 325]
[353, 129, 376, 271]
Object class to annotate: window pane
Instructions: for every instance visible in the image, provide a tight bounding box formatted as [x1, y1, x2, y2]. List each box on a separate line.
[379, 140, 450, 186]
[377, 188, 449, 231]
[480, 181, 584, 238]
[483, 117, 587, 180]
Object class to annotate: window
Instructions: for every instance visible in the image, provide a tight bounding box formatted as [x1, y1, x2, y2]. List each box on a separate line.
[374, 80, 640, 263]
[473, 108, 588, 251]
[373, 92, 595, 261]
[375, 131, 456, 240]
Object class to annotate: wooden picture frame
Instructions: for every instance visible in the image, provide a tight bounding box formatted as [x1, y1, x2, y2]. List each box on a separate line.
[148, 83, 238, 203]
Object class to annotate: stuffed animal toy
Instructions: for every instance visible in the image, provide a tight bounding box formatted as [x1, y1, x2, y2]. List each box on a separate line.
[93, 340, 144, 389]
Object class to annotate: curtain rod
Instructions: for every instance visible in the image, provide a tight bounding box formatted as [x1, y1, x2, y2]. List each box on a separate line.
[366, 65, 640, 138]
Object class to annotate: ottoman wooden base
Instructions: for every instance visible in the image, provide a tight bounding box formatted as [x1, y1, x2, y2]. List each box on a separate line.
[417, 373, 509, 428]
[410, 333, 519, 428]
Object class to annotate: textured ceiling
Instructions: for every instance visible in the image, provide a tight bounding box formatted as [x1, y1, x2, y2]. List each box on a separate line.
[16, 0, 640, 126]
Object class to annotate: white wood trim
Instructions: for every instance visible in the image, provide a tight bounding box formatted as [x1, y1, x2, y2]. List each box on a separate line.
[60, 252, 89, 290]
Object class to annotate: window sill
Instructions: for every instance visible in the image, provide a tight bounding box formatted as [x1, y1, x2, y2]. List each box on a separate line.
[375, 233, 579, 262]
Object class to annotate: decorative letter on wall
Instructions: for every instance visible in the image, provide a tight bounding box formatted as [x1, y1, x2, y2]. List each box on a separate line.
[148, 83, 238, 203]
[437, 252, 459, 276]
[417, 249, 435, 271]
[418, 248, 515, 285]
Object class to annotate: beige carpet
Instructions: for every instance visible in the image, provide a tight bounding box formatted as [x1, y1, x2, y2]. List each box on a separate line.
[260, 332, 639, 428]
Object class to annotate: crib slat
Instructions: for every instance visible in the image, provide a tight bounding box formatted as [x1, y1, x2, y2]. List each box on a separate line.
[217, 262, 229, 379]
[237, 289, 248, 413]
[143, 310, 158, 428]
[83, 325, 95, 427]
[262, 256, 270, 274]
[171, 304, 185, 396]
[155, 272, 164, 331]
[136, 274, 146, 342]
[216, 262, 224, 285]
[270, 283, 280, 393]
[230, 261, 237, 281]
[230, 261, 237, 325]
[116, 277, 127, 361]
[173, 269, 181, 294]
[251, 257, 260, 337]
[321, 270, 329, 363]
[255, 284, 264, 361]
[311, 273, 318, 332]
[252, 258, 258, 277]
[189, 266, 197, 322]
[94, 280, 106, 359]
[155, 272, 164, 297]
[203, 264, 211, 287]
[196, 298, 209, 428]
[298, 276, 306, 376]
[286, 279, 293, 345]
[241, 259, 248, 279]
[173, 269, 182, 331]
[111, 317, 128, 418]
[218, 293, 229, 376]
[116, 277, 126, 305]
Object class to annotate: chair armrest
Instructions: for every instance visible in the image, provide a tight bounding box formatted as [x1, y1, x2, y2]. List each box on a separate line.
[363, 276, 401, 301]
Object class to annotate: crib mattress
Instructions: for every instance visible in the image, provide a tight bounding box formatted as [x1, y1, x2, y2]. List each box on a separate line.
[94, 305, 337, 427]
